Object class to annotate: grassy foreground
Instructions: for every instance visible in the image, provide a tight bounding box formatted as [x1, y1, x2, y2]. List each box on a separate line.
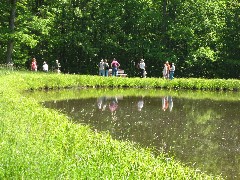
[1, 71, 233, 179]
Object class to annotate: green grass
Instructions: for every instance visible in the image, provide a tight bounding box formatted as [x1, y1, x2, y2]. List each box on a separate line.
[13, 71, 239, 91]
[0, 70, 232, 179]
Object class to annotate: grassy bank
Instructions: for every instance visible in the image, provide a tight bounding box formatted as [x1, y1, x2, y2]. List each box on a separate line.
[0, 71, 231, 179]
[17, 72, 240, 91]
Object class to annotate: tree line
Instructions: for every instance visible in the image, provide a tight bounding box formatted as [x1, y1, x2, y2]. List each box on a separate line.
[0, 0, 239, 78]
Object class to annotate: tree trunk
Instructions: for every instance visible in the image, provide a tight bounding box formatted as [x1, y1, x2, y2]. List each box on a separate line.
[6, 0, 16, 64]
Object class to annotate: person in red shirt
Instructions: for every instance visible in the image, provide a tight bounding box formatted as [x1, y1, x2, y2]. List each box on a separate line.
[31, 58, 37, 71]
[166, 61, 171, 79]
[111, 58, 120, 76]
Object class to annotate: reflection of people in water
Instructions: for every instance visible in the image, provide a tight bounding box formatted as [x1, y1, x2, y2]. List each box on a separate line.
[97, 96, 107, 111]
[137, 97, 144, 111]
[162, 96, 173, 111]
[162, 96, 169, 111]
[109, 97, 118, 112]
[109, 97, 118, 120]
[168, 96, 173, 112]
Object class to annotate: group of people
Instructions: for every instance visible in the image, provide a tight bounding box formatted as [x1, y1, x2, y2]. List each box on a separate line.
[139, 59, 175, 79]
[98, 58, 120, 76]
[99, 58, 146, 78]
[30, 57, 61, 73]
[32, 56, 175, 78]
[99, 58, 175, 79]
[163, 61, 175, 80]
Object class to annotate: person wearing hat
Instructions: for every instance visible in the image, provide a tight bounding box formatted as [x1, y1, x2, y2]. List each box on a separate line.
[139, 59, 146, 78]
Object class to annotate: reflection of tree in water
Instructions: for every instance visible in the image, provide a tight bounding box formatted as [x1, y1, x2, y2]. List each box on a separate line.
[170, 99, 240, 179]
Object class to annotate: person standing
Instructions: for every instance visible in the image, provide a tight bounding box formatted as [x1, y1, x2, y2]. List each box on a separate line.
[98, 59, 105, 76]
[42, 61, 48, 72]
[111, 58, 120, 76]
[163, 61, 170, 79]
[104, 59, 109, 77]
[166, 61, 171, 79]
[31, 57, 37, 71]
[163, 63, 168, 79]
[169, 63, 175, 80]
[55, 60, 61, 73]
[139, 59, 146, 78]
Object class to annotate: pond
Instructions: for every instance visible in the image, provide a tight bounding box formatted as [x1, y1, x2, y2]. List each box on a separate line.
[41, 89, 240, 179]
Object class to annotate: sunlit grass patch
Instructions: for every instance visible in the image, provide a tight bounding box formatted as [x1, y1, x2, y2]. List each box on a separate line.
[0, 71, 230, 179]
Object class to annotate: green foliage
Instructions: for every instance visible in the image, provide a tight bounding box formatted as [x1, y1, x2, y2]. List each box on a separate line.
[0, 0, 239, 78]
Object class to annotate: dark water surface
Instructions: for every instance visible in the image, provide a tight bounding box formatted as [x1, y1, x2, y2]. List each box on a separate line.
[43, 93, 240, 179]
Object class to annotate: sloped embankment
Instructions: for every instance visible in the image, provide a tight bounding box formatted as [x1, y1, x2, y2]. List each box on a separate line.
[0, 71, 224, 179]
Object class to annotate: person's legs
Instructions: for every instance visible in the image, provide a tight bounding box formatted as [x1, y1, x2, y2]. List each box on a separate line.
[100, 70, 104, 76]
[163, 73, 167, 79]
[172, 72, 174, 79]
[169, 71, 173, 80]
[105, 70, 109, 77]
[140, 69, 144, 78]
[169, 71, 174, 80]
[112, 68, 117, 76]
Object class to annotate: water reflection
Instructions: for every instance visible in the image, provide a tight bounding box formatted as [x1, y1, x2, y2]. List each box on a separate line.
[97, 96, 107, 111]
[108, 97, 119, 113]
[97, 96, 174, 112]
[44, 95, 240, 180]
[162, 96, 173, 112]
[137, 96, 144, 111]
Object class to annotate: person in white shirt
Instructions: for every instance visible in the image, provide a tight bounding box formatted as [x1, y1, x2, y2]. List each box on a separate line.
[42, 61, 48, 72]
[98, 59, 105, 76]
[139, 59, 146, 78]
[163, 63, 168, 79]
[169, 63, 175, 80]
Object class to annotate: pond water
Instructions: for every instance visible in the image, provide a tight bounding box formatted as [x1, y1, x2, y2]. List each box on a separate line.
[43, 91, 240, 179]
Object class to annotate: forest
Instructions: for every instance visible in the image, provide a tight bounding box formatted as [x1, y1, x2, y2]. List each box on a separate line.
[1, 0, 239, 78]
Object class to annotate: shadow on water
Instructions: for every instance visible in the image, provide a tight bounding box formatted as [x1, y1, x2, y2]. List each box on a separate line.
[39, 89, 240, 179]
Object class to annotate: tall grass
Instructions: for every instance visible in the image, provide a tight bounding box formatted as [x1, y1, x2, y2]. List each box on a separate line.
[12, 71, 239, 91]
[0, 70, 228, 179]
